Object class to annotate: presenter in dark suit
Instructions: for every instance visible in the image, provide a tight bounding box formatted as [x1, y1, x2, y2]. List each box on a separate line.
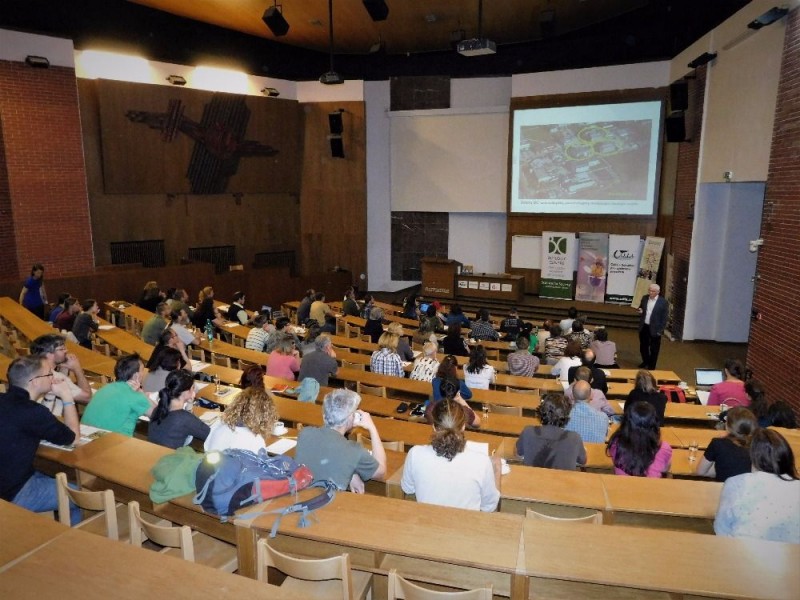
[637, 284, 668, 370]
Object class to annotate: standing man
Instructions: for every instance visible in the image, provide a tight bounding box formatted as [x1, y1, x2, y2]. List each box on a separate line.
[0, 356, 81, 523]
[30, 334, 93, 415]
[637, 284, 668, 370]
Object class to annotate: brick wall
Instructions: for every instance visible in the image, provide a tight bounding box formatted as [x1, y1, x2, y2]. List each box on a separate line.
[668, 66, 706, 340]
[747, 9, 800, 414]
[0, 60, 94, 282]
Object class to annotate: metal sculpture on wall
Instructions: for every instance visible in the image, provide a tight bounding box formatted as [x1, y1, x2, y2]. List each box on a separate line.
[125, 94, 278, 194]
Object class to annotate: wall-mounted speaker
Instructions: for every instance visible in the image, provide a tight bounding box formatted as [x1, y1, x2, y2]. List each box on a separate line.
[329, 135, 345, 158]
[262, 6, 290, 36]
[362, 0, 389, 21]
[665, 113, 686, 143]
[328, 111, 343, 135]
[670, 81, 689, 112]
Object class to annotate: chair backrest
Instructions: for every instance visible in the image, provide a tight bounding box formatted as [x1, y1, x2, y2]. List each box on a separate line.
[92, 341, 112, 356]
[238, 358, 257, 370]
[128, 501, 195, 561]
[411, 341, 424, 352]
[55, 472, 120, 540]
[387, 569, 492, 600]
[212, 353, 232, 368]
[484, 348, 500, 361]
[357, 382, 387, 397]
[346, 325, 361, 338]
[525, 508, 603, 524]
[232, 336, 245, 348]
[257, 538, 354, 599]
[361, 335, 373, 343]
[490, 404, 522, 417]
[342, 360, 366, 371]
[190, 346, 205, 362]
[356, 433, 403, 452]
[336, 318, 348, 336]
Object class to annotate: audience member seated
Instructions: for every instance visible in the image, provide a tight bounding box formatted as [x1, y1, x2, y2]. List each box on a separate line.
[309, 292, 334, 326]
[744, 380, 769, 427]
[191, 286, 216, 329]
[30, 334, 92, 415]
[204, 387, 278, 453]
[697, 407, 757, 482]
[81, 354, 155, 437]
[298, 322, 322, 356]
[567, 319, 593, 350]
[506, 335, 539, 377]
[239, 364, 266, 389]
[296, 288, 315, 325]
[358, 293, 375, 320]
[445, 304, 470, 329]
[419, 304, 444, 335]
[469, 308, 499, 342]
[767, 400, 798, 429]
[559, 306, 578, 335]
[498, 307, 523, 341]
[299, 333, 338, 387]
[53, 297, 79, 332]
[567, 349, 608, 394]
[227, 291, 249, 325]
[47, 292, 71, 324]
[463, 345, 496, 390]
[714, 428, 799, 543]
[264, 317, 300, 353]
[148, 370, 209, 449]
[141, 301, 171, 345]
[565, 381, 609, 444]
[137, 280, 164, 313]
[403, 398, 500, 511]
[708, 359, 750, 407]
[441, 322, 469, 357]
[387, 322, 414, 362]
[431, 355, 472, 404]
[564, 366, 616, 417]
[341, 286, 360, 317]
[143, 347, 185, 394]
[170, 288, 193, 319]
[169, 307, 200, 347]
[589, 327, 618, 368]
[625, 369, 668, 426]
[0, 356, 81, 524]
[411, 320, 437, 347]
[426, 378, 480, 428]
[295, 389, 387, 493]
[409, 341, 439, 382]
[543, 325, 567, 365]
[551, 340, 582, 386]
[320, 314, 337, 335]
[72, 298, 100, 349]
[402, 294, 419, 320]
[266, 334, 301, 381]
[607, 401, 672, 478]
[535, 319, 553, 355]
[364, 307, 386, 344]
[147, 329, 190, 374]
[246, 315, 272, 352]
[370, 331, 405, 377]
[516, 393, 586, 470]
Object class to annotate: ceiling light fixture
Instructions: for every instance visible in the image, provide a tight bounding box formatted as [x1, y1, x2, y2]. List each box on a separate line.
[25, 55, 50, 68]
[748, 6, 789, 30]
[687, 51, 717, 69]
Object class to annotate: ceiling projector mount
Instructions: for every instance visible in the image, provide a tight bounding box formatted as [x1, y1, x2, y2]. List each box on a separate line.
[457, 0, 496, 56]
[320, 0, 344, 84]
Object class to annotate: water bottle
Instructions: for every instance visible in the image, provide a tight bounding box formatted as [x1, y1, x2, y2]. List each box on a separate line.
[205, 319, 214, 344]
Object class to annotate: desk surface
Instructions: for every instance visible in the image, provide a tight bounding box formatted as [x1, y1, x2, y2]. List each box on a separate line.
[0, 500, 69, 569]
[522, 519, 800, 600]
[600, 474, 722, 519]
[501, 466, 608, 511]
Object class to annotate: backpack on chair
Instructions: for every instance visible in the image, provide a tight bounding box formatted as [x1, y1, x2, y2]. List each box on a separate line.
[659, 385, 686, 404]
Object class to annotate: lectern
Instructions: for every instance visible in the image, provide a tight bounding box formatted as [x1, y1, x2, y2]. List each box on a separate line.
[421, 258, 462, 299]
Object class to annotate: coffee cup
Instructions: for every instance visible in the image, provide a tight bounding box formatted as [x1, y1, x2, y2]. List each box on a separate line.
[272, 421, 287, 435]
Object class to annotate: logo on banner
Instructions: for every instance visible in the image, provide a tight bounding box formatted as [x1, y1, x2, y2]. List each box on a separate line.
[549, 237, 568, 254]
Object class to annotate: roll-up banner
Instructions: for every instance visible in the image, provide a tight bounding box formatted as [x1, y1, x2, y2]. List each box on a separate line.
[540, 232, 576, 299]
[575, 233, 609, 303]
[632, 236, 665, 305]
[606, 235, 642, 304]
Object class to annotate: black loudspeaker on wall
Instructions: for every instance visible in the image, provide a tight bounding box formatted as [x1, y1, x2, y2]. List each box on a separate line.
[262, 7, 290, 36]
[329, 135, 345, 158]
[670, 81, 689, 111]
[328, 111, 343, 135]
[362, 0, 389, 21]
[665, 113, 686, 143]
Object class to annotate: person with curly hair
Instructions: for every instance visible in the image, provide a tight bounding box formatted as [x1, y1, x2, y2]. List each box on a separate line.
[203, 387, 279, 453]
[516, 393, 586, 470]
[402, 399, 500, 511]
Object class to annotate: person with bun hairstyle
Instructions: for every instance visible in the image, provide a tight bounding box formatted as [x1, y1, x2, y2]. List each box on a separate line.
[402, 399, 500, 511]
[714, 428, 800, 543]
[147, 370, 209, 449]
[708, 359, 749, 407]
[697, 407, 757, 482]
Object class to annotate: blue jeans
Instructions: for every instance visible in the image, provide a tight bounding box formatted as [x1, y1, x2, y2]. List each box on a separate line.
[12, 471, 81, 525]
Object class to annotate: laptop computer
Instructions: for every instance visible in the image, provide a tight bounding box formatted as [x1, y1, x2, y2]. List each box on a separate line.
[695, 368, 724, 390]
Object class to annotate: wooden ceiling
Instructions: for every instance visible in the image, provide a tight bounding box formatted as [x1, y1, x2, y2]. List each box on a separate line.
[129, 0, 651, 55]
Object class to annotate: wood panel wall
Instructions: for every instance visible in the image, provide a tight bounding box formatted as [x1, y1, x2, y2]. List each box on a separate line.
[299, 101, 367, 287]
[78, 80, 303, 270]
[506, 88, 671, 293]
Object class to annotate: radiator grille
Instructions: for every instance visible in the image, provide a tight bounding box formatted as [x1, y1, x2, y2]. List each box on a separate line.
[110, 240, 165, 268]
[187, 245, 236, 274]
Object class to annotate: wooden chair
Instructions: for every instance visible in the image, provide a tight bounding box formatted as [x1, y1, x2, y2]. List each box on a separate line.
[490, 404, 522, 417]
[189, 346, 205, 362]
[411, 341, 424, 352]
[357, 382, 387, 398]
[128, 501, 238, 572]
[238, 358, 257, 371]
[256, 538, 372, 600]
[341, 360, 365, 371]
[484, 348, 500, 361]
[336, 318, 348, 336]
[356, 433, 404, 452]
[346, 324, 362, 339]
[92, 341, 112, 356]
[526, 507, 603, 524]
[361, 335, 373, 343]
[231, 335, 245, 348]
[387, 569, 492, 600]
[55, 472, 130, 541]
[211, 353, 232, 368]
[14, 345, 30, 357]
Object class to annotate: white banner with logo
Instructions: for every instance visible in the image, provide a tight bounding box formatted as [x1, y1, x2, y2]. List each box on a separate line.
[575, 233, 609, 303]
[632, 236, 665, 306]
[605, 235, 641, 304]
[540, 232, 576, 299]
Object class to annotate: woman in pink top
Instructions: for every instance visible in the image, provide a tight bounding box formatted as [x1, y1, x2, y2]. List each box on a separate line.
[708, 359, 749, 407]
[607, 401, 672, 477]
[265, 333, 301, 381]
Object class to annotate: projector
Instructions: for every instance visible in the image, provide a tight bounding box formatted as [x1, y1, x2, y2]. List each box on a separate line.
[457, 38, 496, 56]
[319, 71, 344, 85]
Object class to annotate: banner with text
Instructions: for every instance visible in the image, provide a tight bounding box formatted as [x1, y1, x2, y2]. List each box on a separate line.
[540, 232, 576, 299]
[605, 235, 642, 304]
[632, 236, 665, 306]
[575, 233, 609, 303]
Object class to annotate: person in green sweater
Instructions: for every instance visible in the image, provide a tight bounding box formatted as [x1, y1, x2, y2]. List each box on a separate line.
[81, 353, 155, 436]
